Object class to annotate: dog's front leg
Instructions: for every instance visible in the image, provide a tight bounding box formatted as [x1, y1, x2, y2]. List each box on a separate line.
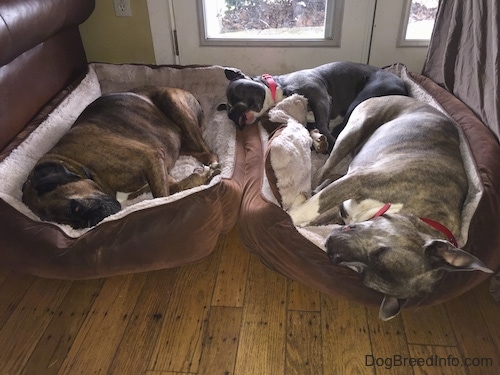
[288, 174, 360, 226]
[308, 94, 335, 153]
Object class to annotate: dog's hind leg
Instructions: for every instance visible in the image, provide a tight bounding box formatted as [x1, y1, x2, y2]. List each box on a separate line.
[317, 97, 405, 184]
[145, 156, 170, 198]
[139, 86, 219, 166]
[331, 71, 408, 139]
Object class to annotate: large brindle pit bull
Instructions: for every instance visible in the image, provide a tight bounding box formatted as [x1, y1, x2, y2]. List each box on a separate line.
[288, 95, 493, 320]
[22, 86, 220, 229]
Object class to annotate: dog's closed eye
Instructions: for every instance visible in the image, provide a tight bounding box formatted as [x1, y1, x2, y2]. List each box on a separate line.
[70, 199, 85, 215]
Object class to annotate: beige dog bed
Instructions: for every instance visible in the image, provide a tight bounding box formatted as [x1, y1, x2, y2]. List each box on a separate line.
[0, 63, 244, 278]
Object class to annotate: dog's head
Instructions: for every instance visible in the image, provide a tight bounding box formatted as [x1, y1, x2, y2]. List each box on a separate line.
[325, 214, 493, 321]
[217, 68, 270, 130]
[22, 162, 121, 229]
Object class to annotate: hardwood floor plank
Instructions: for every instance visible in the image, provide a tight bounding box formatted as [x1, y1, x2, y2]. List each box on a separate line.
[198, 306, 242, 375]
[445, 287, 500, 375]
[402, 304, 456, 346]
[56, 273, 147, 375]
[234, 255, 287, 375]
[149, 251, 220, 374]
[0, 273, 36, 330]
[286, 311, 322, 375]
[321, 296, 374, 375]
[408, 344, 467, 375]
[108, 268, 180, 375]
[145, 371, 195, 375]
[287, 279, 320, 312]
[21, 278, 105, 375]
[365, 305, 411, 375]
[1, 228, 498, 375]
[212, 228, 250, 307]
[473, 281, 500, 349]
[0, 278, 72, 375]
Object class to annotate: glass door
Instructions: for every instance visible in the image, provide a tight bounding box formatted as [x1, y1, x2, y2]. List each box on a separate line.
[148, 0, 377, 74]
[147, 0, 437, 73]
[369, 0, 438, 72]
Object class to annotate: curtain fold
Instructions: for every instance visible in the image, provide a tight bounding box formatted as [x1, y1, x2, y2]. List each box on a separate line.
[423, 0, 500, 142]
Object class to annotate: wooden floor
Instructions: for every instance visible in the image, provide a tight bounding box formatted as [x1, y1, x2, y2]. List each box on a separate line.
[0, 225, 498, 375]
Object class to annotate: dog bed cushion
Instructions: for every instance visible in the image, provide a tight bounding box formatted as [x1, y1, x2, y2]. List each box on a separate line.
[238, 64, 500, 308]
[0, 63, 244, 279]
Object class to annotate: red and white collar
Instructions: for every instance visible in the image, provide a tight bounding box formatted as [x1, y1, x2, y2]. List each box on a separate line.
[372, 202, 459, 247]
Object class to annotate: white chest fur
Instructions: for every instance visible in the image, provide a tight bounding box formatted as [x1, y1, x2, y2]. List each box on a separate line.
[342, 199, 403, 223]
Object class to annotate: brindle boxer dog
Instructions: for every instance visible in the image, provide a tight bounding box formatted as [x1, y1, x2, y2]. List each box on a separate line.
[288, 96, 493, 320]
[22, 86, 220, 229]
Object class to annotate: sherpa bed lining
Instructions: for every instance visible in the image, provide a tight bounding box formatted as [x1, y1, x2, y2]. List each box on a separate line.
[0, 63, 236, 238]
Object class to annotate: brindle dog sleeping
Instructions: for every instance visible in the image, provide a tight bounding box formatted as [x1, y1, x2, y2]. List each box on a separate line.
[22, 86, 220, 229]
[289, 96, 493, 320]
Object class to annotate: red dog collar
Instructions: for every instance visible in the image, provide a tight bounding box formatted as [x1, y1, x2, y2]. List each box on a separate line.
[262, 74, 277, 102]
[373, 202, 392, 217]
[420, 217, 459, 247]
[372, 202, 459, 247]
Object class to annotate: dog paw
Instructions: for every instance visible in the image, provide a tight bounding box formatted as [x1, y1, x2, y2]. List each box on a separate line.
[209, 161, 221, 171]
[289, 192, 310, 209]
[193, 163, 221, 183]
[209, 163, 222, 179]
[309, 129, 329, 153]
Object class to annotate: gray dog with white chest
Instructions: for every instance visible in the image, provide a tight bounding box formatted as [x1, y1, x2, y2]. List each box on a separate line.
[288, 95, 493, 320]
[22, 86, 220, 229]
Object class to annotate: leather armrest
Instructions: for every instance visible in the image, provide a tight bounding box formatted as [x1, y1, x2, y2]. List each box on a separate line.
[0, 0, 95, 66]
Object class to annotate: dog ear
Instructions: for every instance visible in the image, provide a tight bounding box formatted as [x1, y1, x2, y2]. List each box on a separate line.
[30, 162, 81, 195]
[425, 240, 494, 273]
[379, 296, 407, 321]
[224, 68, 248, 81]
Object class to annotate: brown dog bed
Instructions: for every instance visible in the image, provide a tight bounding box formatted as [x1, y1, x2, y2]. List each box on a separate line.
[0, 63, 244, 279]
[237, 64, 500, 309]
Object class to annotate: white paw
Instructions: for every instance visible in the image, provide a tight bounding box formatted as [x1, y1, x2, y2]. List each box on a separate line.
[287, 195, 321, 227]
[309, 129, 328, 153]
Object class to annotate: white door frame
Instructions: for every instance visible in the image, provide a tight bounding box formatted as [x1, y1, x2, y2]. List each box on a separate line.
[147, 0, 178, 65]
[146, 0, 430, 73]
[147, 0, 376, 73]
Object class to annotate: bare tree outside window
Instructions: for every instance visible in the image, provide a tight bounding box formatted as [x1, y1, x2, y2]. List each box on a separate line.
[405, 0, 438, 40]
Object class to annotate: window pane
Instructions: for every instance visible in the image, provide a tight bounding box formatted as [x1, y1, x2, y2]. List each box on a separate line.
[203, 0, 330, 40]
[405, 0, 438, 40]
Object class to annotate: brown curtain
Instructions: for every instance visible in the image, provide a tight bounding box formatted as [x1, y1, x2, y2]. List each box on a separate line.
[423, 0, 500, 142]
